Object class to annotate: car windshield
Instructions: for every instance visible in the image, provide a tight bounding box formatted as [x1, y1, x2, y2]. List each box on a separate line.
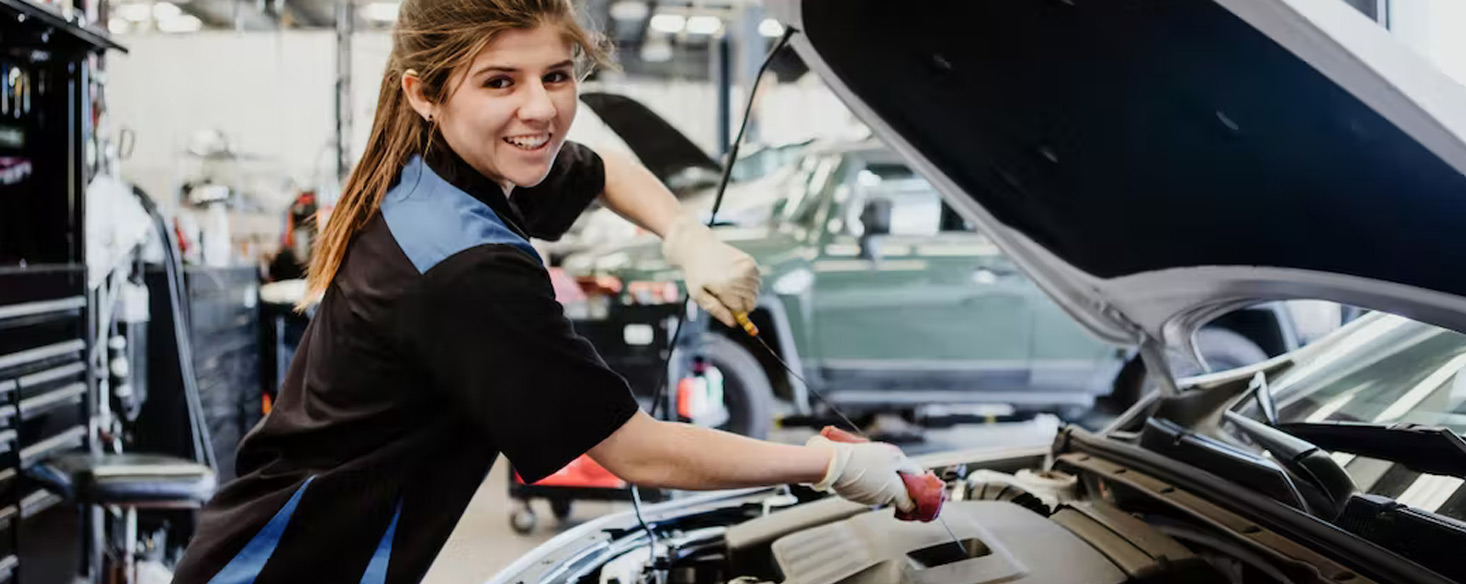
[1273, 314, 1466, 431]
[1268, 313, 1466, 520]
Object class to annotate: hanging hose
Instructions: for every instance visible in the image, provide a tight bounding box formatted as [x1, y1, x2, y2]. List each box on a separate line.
[131, 185, 218, 471]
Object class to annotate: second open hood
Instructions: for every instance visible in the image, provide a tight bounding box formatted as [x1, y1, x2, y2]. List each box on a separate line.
[768, 0, 1466, 358]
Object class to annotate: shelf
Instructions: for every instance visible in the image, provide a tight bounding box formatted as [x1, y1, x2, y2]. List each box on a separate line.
[0, 0, 125, 53]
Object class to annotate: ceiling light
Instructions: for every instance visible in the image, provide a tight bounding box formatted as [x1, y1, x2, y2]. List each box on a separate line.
[639, 38, 673, 63]
[151, 1, 182, 20]
[648, 13, 684, 34]
[758, 18, 783, 38]
[685, 15, 721, 35]
[156, 13, 201, 33]
[608, 0, 647, 22]
[115, 2, 151, 22]
[363, 1, 399, 22]
[108, 16, 130, 33]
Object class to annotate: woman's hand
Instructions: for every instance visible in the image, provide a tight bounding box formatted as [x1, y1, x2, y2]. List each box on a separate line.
[661, 215, 759, 327]
[805, 434, 923, 513]
[594, 148, 761, 326]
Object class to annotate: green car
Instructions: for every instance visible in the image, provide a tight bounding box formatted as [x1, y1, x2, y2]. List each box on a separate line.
[563, 135, 1309, 439]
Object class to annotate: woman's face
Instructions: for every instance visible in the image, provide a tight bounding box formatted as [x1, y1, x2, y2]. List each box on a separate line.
[431, 26, 578, 190]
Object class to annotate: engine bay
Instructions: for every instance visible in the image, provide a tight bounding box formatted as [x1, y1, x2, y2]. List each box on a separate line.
[587, 447, 1358, 584]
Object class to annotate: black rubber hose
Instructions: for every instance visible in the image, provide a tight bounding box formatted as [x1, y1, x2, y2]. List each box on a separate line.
[131, 186, 218, 471]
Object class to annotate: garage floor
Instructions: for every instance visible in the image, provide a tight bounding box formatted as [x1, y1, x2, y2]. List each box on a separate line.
[421, 416, 1064, 583]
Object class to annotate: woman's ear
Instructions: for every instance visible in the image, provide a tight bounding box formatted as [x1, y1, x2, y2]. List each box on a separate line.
[401, 70, 437, 122]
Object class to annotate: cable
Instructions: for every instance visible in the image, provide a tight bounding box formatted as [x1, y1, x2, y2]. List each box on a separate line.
[132, 186, 219, 471]
[629, 28, 797, 577]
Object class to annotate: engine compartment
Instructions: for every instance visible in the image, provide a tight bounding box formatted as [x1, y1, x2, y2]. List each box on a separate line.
[590, 454, 1315, 584]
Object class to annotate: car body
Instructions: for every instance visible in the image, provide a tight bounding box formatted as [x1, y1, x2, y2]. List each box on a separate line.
[561, 140, 1307, 430]
[539, 91, 813, 266]
[493, 1, 1466, 583]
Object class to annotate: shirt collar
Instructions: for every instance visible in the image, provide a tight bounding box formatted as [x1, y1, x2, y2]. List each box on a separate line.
[422, 148, 531, 238]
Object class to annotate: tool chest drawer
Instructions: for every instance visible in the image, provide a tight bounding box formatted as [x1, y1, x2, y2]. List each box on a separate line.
[0, 268, 84, 312]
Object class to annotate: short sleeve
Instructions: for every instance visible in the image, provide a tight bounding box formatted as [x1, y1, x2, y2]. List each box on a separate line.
[405, 244, 639, 483]
[513, 141, 605, 241]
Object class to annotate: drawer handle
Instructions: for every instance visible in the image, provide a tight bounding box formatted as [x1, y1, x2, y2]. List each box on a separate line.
[18, 383, 86, 420]
[20, 490, 63, 519]
[16, 361, 85, 389]
[19, 426, 85, 468]
[0, 340, 85, 373]
[0, 297, 84, 322]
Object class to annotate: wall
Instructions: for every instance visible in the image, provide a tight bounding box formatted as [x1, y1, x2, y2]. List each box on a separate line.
[105, 30, 863, 218]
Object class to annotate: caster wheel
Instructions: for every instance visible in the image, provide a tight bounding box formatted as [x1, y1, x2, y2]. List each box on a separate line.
[510, 507, 537, 535]
[551, 499, 572, 522]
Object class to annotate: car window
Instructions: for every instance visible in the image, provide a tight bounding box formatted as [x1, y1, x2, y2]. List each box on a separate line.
[780, 155, 841, 228]
[1267, 314, 1466, 520]
[839, 164, 974, 237]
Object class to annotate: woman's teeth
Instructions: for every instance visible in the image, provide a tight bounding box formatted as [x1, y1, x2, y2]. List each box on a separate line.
[504, 134, 550, 150]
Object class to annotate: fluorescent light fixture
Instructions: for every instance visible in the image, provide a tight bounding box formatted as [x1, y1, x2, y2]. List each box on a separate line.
[648, 13, 685, 34]
[115, 2, 151, 22]
[151, 1, 182, 20]
[639, 40, 673, 62]
[108, 17, 130, 33]
[363, 1, 400, 22]
[156, 13, 201, 32]
[608, 0, 648, 22]
[758, 18, 783, 38]
[685, 15, 721, 35]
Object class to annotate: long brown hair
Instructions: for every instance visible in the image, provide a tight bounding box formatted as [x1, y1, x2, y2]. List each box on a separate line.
[300, 0, 612, 308]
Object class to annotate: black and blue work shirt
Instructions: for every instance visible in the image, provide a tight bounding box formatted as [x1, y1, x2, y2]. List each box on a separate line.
[174, 142, 640, 584]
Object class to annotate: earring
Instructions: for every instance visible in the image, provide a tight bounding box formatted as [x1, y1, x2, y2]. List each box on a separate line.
[427, 114, 433, 122]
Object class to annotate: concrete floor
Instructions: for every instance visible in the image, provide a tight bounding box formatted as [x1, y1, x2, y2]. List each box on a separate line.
[421, 416, 1064, 583]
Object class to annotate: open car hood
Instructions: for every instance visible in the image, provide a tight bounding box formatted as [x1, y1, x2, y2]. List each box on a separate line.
[767, 0, 1466, 355]
[579, 91, 721, 184]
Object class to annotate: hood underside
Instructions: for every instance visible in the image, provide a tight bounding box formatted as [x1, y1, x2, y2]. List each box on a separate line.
[579, 91, 721, 184]
[769, 0, 1466, 347]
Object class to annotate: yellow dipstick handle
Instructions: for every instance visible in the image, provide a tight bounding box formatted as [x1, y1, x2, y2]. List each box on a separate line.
[734, 312, 759, 337]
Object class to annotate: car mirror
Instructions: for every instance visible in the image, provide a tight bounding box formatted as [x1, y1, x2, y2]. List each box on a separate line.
[861, 197, 893, 236]
[858, 197, 892, 261]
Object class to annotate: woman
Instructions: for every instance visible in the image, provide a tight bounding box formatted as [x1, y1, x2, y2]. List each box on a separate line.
[174, 1, 923, 582]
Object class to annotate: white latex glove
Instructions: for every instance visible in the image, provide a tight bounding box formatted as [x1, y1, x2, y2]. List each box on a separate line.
[805, 435, 922, 513]
[662, 215, 760, 327]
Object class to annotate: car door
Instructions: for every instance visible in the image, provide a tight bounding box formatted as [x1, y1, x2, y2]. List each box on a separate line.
[809, 157, 1033, 402]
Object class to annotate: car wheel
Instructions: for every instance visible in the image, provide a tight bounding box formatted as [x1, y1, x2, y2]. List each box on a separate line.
[1103, 328, 1269, 413]
[696, 335, 776, 440]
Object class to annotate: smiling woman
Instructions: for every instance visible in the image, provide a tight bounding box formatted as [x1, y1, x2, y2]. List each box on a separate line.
[166, 1, 931, 583]
[401, 27, 581, 192]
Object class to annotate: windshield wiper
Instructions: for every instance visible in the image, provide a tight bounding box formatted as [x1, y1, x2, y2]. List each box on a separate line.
[1278, 421, 1466, 478]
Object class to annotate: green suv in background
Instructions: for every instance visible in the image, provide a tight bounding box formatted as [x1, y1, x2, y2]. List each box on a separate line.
[562, 141, 1315, 439]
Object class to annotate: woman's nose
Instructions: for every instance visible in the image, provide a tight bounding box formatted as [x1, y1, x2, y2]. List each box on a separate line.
[517, 80, 557, 123]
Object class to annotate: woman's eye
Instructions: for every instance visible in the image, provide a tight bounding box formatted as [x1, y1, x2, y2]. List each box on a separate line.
[544, 70, 571, 84]
[485, 77, 512, 89]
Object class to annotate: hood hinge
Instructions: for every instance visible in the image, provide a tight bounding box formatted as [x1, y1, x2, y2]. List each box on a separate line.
[1138, 335, 1182, 397]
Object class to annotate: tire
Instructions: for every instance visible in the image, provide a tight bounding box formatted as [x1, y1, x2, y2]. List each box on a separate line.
[697, 335, 776, 440]
[1103, 328, 1269, 412]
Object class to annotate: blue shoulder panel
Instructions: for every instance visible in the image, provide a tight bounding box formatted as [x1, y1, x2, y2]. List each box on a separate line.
[380, 156, 541, 273]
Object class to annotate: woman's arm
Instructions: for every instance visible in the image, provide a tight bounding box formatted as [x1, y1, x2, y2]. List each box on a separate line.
[588, 411, 829, 489]
[592, 147, 759, 327]
[596, 148, 682, 238]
